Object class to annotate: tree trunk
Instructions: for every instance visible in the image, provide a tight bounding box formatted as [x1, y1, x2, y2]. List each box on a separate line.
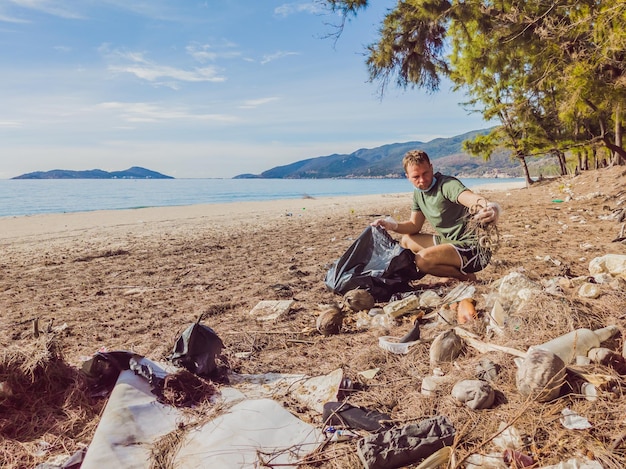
[518, 153, 533, 185]
[602, 136, 626, 165]
[614, 104, 623, 166]
[554, 150, 567, 175]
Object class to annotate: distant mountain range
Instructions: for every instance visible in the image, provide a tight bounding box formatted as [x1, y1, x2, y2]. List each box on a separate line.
[12, 166, 174, 180]
[235, 129, 542, 179]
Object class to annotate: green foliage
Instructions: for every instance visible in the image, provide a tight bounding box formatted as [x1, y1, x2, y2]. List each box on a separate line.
[325, 0, 626, 174]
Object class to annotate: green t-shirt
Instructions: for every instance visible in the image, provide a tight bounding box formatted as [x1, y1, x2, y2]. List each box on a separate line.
[411, 172, 474, 245]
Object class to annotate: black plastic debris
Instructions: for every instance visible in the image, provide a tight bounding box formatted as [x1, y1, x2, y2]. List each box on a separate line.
[325, 226, 423, 302]
[167, 321, 224, 378]
[356, 415, 456, 469]
[81, 351, 135, 396]
[323, 402, 392, 433]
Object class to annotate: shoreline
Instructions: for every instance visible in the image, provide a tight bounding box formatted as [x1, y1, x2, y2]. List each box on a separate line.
[0, 181, 526, 241]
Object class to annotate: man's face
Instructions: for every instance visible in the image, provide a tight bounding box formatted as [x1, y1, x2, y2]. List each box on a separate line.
[405, 162, 434, 190]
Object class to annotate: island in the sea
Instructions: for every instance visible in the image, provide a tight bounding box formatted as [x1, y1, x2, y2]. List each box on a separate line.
[12, 166, 174, 179]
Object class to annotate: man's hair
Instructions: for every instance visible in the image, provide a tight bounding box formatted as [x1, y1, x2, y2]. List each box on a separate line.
[402, 150, 431, 172]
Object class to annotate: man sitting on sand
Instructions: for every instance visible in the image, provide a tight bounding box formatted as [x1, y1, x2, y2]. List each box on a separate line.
[372, 149, 500, 282]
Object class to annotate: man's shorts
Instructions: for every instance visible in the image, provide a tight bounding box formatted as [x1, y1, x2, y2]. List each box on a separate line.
[433, 236, 491, 274]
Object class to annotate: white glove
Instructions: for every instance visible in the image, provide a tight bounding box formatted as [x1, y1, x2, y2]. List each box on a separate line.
[474, 202, 501, 225]
[370, 216, 398, 231]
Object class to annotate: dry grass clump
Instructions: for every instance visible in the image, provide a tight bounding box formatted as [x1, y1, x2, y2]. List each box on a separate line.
[159, 369, 219, 407]
[0, 333, 103, 468]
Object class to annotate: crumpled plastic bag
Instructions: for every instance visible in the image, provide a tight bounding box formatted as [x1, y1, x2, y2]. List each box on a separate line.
[451, 379, 495, 410]
[168, 321, 224, 377]
[325, 226, 422, 302]
[515, 347, 566, 402]
[356, 415, 455, 469]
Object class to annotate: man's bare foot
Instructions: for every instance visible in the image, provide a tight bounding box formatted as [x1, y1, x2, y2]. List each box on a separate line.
[444, 273, 477, 283]
[464, 273, 478, 282]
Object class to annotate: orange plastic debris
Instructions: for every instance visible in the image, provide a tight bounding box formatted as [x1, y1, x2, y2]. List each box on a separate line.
[455, 298, 477, 324]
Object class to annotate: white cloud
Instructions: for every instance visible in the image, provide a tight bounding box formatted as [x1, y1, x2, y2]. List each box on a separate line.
[0, 12, 29, 23]
[0, 121, 23, 128]
[7, 0, 84, 19]
[186, 42, 241, 63]
[109, 63, 226, 84]
[238, 97, 279, 109]
[260, 51, 299, 64]
[96, 101, 237, 123]
[101, 46, 227, 86]
[274, 2, 325, 18]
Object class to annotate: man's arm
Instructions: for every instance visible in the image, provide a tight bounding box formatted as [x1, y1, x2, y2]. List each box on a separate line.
[457, 190, 501, 224]
[371, 210, 426, 234]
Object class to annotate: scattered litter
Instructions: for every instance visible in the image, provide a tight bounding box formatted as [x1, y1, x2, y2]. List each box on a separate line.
[560, 408, 592, 430]
[476, 358, 500, 382]
[228, 368, 345, 415]
[421, 373, 449, 396]
[441, 282, 475, 305]
[535, 325, 619, 365]
[537, 255, 563, 266]
[492, 422, 525, 450]
[589, 253, 626, 279]
[429, 329, 463, 365]
[324, 427, 359, 442]
[175, 398, 323, 467]
[419, 289, 441, 307]
[465, 452, 507, 468]
[455, 327, 526, 357]
[451, 379, 495, 410]
[451, 297, 477, 324]
[358, 368, 380, 381]
[538, 458, 604, 469]
[383, 294, 420, 318]
[356, 416, 455, 469]
[378, 335, 421, 355]
[515, 347, 566, 402]
[323, 402, 391, 432]
[168, 321, 224, 377]
[503, 448, 535, 467]
[491, 271, 542, 313]
[413, 446, 451, 469]
[578, 282, 601, 298]
[316, 303, 344, 335]
[248, 299, 294, 321]
[398, 318, 421, 342]
[343, 288, 376, 312]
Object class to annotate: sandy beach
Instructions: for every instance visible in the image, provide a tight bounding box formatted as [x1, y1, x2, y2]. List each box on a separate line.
[1, 171, 624, 468]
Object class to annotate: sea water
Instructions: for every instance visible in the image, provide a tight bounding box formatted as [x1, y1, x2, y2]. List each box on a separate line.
[0, 177, 524, 218]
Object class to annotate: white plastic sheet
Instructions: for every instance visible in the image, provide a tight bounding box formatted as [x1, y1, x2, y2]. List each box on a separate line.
[81, 369, 181, 469]
[81, 365, 325, 468]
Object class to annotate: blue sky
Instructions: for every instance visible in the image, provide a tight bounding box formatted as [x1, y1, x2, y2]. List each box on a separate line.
[0, 1, 488, 179]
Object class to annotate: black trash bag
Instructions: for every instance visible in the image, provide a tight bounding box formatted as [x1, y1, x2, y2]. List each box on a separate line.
[81, 350, 135, 396]
[168, 322, 224, 378]
[356, 415, 456, 469]
[323, 402, 392, 432]
[325, 225, 423, 302]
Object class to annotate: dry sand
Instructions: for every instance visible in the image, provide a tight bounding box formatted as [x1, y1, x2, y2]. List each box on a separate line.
[1, 170, 625, 468]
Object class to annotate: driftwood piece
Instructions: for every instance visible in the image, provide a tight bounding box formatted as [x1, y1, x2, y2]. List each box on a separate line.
[453, 327, 527, 358]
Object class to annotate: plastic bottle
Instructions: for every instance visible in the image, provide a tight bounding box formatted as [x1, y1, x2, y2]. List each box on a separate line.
[535, 326, 619, 364]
